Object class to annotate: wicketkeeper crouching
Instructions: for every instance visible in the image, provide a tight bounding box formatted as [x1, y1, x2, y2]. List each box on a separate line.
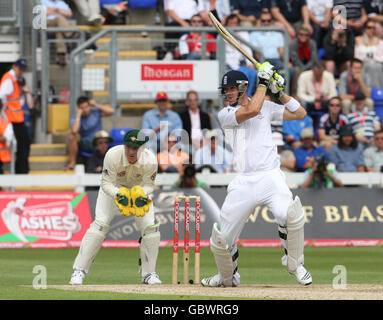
[69, 129, 162, 285]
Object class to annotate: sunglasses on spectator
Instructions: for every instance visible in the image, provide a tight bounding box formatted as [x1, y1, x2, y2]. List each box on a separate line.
[375, 136, 383, 140]
[156, 99, 168, 102]
[366, 25, 375, 29]
[191, 19, 203, 23]
[168, 140, 177, 143]
[329, 103, 341, 107]
[187, 98, 198, 102]
[97, 140, 109, 145]
[261, 19, 272, 23]
[298, 33, 309, 37]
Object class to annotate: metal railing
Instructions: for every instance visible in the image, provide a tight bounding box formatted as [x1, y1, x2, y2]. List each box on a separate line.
[37, 25, 289, 133]
[0, 165, 382, 192]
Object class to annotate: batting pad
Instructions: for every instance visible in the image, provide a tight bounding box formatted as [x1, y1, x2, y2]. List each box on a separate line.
[73, 220, 110, 274]
[286, 196, 305, 273]
[210, 223, 235, 287]
[139, 224, 160, 277]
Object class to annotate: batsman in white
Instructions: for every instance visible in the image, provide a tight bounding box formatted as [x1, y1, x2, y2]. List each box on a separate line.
[201, 63, 312, 287]
[69, 129, 162, 285]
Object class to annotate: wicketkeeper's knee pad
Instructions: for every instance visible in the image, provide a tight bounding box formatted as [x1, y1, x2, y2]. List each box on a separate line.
[286, 196, 305, 273]
[139, 223, 160, 276]
[73, 220, 110, 274]
[210, 222, 237, 287]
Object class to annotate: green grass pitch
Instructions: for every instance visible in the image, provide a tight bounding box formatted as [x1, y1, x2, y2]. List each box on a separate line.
[0, 247, 382, 300]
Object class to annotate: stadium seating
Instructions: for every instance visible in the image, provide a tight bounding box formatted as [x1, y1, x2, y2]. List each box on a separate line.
[129, 0, 158, 8]
[109, 127, 133, 147]
[371, 88, 383, 121]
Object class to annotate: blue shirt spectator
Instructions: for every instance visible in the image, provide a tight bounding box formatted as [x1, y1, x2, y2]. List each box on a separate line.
[142, 92, 183, 152]
[294, 127, 329, 171]
[283, 114, 313, 149]
[70, 107, 102, 141]
[328, 125, 366, 172]
[231, 0, 271, 25]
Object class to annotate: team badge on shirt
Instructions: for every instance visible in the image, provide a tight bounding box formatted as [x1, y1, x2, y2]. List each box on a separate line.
[117, 171, 126, 177]
[151, 172, 157, 181]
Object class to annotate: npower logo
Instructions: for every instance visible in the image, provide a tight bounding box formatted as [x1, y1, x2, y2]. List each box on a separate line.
[141, 64, 193, 81]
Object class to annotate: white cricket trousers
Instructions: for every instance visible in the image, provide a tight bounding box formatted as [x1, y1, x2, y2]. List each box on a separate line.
[220, 168, 293, 248]
[95, 188, 155, 234]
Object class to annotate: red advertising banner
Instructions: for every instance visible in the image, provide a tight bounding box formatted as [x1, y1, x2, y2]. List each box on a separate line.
[141, 64, 193, 81]
[0, 192, 92, 248]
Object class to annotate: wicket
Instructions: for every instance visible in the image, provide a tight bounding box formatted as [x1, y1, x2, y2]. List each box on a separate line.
[172, 196, 201, 285]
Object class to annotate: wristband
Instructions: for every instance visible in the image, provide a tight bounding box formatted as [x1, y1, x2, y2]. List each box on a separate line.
[256, 85, 267, 93]
[285, 97, 300, 112]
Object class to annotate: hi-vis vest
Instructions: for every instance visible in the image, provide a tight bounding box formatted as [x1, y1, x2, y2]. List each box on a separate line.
[0, 116, 11, 163]
[0, 71, 24, 123]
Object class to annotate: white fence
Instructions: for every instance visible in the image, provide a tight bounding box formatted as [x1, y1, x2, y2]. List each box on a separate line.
[0, 165, 382, 192]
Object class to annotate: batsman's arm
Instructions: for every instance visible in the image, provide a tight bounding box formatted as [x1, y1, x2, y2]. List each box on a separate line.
[280, 94, 307, 121]
[235, 84, 267, 124]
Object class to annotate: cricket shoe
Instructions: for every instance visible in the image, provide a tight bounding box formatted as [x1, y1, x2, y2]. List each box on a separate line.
[201, 272, 240, 287]
[142, 272, 162, 285]
[293, 265, 312, 286]
[69, 269, 85, 285]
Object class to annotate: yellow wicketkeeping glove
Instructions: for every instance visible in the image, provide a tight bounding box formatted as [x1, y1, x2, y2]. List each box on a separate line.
[115, 187, 135, 217]
[130, 185, 152, 217]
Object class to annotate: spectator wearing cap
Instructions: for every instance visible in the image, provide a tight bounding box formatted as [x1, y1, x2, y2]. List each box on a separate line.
[328, 125, 366, 172]
[194, 129, 233, 173]
[318, 96, 349, 152]
[346, 91, 381, 149]
[142, 92, 182, 153]
[0, 58, 30, 173]
[364, 130, 383, 172]
[65, 96, 115, 170]
[293, 127, 329, 172]
[42, 0, 74, 66]
[0, 98, 15, 175]
[179, 90, 211, 150]
[157, 133, 189, 173]
[87, 130, 114, 173]
[272, 132, 296, 172]
[297, 61, 337, 129]
[338, 58, 373, 115]
[282, 114, 314, 150]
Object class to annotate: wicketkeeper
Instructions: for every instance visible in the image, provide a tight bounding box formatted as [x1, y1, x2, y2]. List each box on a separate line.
[69, 129, 162, 285]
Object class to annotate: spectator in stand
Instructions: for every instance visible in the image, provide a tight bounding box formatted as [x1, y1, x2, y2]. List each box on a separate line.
[333, 0, 368, 36]
[157, 133, 190, 173]
[224, 14, 254, 70]
[364, 0, 383, 39]
[289, 26, 318, 96]
[65, 96, 115, 170]
[354, 19, 383, 88]
[300, 157, 343, 188]
[73, 0, 104, 26]
[282, 114, 314, 150]
[87, 130, 113, 173]
[179, 14, 216, 60]
[142, 92, 183, 153]
[318, 96, 349, 152]
[17, 77, 35, 138]
[179, 90, 212, 149]
[364, 129, 383, 172]
[194, 129, 233, 173]
[230, 0, 271, 27]
[272, 132, 296, 172]
[328, 125, 366, 172]
[164, 0, 209, 58]
[250, 10, 285, 70]
[346, 92, 381, 149]
[339, 58, 373, 114]
[0, 59, 30, 174]
[271, 0, 313, 40]
[42, 0, 74, 66]
[322, 23, 354, 75]
[306, 0, 333, 48]
[294, 128, 329, 172]
[100, 0, 128, 25]
[297, 61, 337, 129]
[0, 99, 15, 175]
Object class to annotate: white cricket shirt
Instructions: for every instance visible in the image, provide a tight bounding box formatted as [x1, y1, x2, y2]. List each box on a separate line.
[218, 100, 285, 173]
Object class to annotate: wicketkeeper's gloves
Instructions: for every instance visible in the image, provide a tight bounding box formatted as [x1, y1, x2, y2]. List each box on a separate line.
[130, 185, 152, 217]
[115, 187, 135, 217]
[257, 62, 276, 87]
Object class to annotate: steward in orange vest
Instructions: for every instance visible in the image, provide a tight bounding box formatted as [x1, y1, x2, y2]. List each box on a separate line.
[0, 99, 13, 174]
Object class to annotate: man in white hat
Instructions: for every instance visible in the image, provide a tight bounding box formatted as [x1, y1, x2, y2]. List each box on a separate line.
[272, 132, 296, 172]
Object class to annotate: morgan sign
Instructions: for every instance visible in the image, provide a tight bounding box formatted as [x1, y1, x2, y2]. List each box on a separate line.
[141, 64, 194, 81]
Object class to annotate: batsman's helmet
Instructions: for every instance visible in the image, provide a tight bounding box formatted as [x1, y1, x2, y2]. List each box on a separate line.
[219, 70, 249, 94]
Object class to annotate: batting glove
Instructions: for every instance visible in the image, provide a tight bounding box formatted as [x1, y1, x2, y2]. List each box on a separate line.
[269, 72, 286, 98]
[257, 62, 275, 86]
